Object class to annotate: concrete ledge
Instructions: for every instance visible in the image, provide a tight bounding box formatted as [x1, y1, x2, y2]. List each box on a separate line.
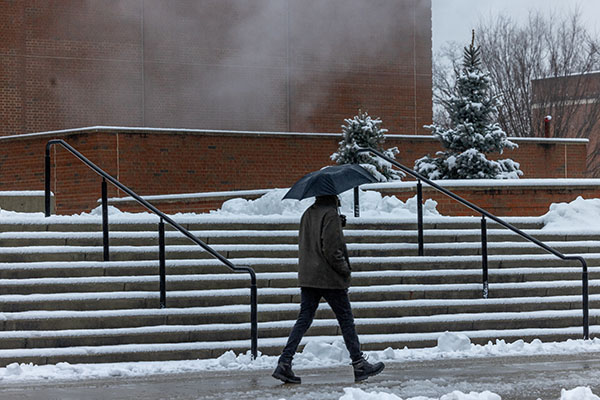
[107, 179, 600, 217]
[0, 191, 54, 213]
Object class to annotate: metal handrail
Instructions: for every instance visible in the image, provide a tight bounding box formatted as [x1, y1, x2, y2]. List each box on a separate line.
[356, 147, 590, 340]
[44, 139, 258, 357]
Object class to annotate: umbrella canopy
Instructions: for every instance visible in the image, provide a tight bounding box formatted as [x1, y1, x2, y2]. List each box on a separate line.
[283, 164, 378, 200]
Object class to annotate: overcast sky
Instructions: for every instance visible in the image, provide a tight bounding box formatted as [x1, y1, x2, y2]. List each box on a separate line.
[432, 0, 600, 54]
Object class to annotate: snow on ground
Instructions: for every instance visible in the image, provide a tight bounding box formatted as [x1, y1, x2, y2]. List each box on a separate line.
[339, 388, 502, 400]
[2, 334, 600, 391]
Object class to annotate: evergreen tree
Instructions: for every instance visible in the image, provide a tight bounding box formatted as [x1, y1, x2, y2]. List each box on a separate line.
[415, 32, 522, 180]
[331, 110, 402, 181]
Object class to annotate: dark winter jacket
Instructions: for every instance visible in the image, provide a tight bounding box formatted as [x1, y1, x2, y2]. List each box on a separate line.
[297, 196, 351, 289]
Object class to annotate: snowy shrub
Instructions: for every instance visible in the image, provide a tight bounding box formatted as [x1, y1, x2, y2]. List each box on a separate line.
[331, 110, 404, 182]
[415, 34, 522, 180]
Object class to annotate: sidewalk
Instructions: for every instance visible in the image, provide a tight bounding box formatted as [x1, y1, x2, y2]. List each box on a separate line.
[2, 352, 600, 400]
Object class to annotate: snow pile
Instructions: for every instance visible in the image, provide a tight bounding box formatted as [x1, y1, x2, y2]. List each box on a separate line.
[339, 388, 500, 400]
[4, 337, 600, 383]
[214, 188, 440, 217]
[542, 196, 600, 231]
[299, 340, 350, 363]
[217, 189, 312, 216]
[339, 387, 405, 400]
[436, 332, 472, 352]
[560, 387, 600, 400]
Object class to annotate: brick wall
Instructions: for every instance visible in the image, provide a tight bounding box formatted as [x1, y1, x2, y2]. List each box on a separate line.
[0, 0, 432, 137]
[0, 127, 588, 214]
[377, 184, 600, 217]
[532, 72, 600, 177]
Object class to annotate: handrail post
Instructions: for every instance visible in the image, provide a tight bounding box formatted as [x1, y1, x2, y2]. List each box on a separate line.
[481, 215, 489, 299]
[250, 274, 258, 359]
[101, 178, 110, 262]
[582, 258, 589, 339]
[45, 145, 51, 217]
[353, 186, 360, 217]
[417, 179, 424, 256]
[159, 218, 166, 309]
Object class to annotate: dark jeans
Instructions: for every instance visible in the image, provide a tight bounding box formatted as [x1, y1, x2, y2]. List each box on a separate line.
[279, 287, 362, 363]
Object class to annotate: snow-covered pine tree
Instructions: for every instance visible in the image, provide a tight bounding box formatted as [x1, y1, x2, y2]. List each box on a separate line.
[331, 110, 402, 181]
[415, 31, 522, 180]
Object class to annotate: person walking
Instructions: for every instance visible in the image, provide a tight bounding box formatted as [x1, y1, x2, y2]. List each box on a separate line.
[272, 194, 385, 384]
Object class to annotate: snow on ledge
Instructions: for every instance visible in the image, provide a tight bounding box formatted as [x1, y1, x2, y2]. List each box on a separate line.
[0, 191, 50, 197]
[0, 125, 588, 144]
[108, 188, 274, 203]
[362, 178, 600, 190]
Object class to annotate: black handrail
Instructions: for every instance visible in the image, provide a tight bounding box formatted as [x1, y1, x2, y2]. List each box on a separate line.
[44, 139, 258, 357]
[356, 147, 590, 340]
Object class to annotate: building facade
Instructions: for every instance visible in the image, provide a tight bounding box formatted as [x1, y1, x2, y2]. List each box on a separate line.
[532, 72, 600, 176]
[1, 0, 432, 136]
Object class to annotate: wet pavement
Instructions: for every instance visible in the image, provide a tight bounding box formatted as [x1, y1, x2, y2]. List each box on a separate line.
[2, 353, 600, 400]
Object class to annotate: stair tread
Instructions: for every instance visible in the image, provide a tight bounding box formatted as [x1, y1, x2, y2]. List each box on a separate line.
[0, 325, 596, 360]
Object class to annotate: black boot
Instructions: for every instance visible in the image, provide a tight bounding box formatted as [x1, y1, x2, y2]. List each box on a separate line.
[352, 356, 385, 382]
[272, 361, 301, 384]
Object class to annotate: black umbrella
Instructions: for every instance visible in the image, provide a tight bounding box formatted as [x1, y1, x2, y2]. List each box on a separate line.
[283, 164, 378, 200]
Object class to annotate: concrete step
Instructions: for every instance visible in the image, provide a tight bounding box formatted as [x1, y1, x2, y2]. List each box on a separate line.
[1, 280, 598, 312]
[0, 216, 545, 234]
[2, 228, 593, 247]
[2, 294, 594, 332]
[0, 323, 594, 367]
[0, 252, 595, 280]
[2, 240, 600, 263]
[2, 266, 599, 295]
[0, 308, 594, 351]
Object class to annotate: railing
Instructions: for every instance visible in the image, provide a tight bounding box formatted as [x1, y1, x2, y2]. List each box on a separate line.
[356, 147, 590, 340]
[44, 139, 258, 357]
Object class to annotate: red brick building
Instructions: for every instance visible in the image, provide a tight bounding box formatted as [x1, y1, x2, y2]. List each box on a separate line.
[3, 1, 589, 217]
[1, 0, 432, 136]
[532, 72, 600, 176]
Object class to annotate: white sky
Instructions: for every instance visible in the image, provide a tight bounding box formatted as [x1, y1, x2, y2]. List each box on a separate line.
[432, 0, 600, 54]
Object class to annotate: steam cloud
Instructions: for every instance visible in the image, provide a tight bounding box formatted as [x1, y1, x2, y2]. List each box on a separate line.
[47, 0, 422, 133]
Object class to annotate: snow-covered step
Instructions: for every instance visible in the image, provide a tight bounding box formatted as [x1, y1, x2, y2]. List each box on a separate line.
[3, 295, 596, 333]
[0, 308, 595, 351]
[2, 240, 600, 263]
[0, 324, 595, 367]
[1, 280, 598, 313]
[3, 228, 594, 247]
[2, 266, 598, 295]
[1, 252, 594, 281]
[0, 216, 545, 233]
